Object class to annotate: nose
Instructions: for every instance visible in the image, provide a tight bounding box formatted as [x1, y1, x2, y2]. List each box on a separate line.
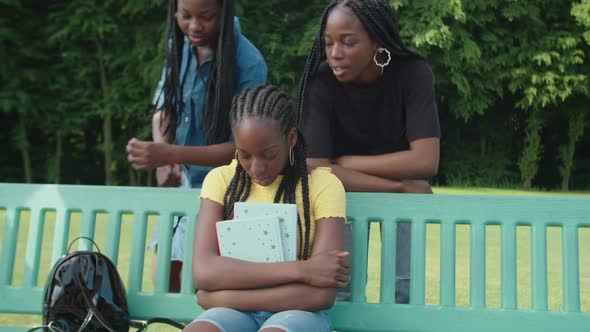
[189, 18, 203, 33]
[329, 43, 344, 59]
[250, 158, 266, 176]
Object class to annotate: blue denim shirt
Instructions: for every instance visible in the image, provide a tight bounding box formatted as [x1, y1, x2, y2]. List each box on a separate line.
[152, 17, 267, 188]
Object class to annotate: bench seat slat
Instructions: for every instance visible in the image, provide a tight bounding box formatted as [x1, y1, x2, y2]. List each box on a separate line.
[329, 303, 590, 332]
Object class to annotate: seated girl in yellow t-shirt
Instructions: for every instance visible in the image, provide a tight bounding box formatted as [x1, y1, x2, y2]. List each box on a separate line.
[184, 85, 348, 332]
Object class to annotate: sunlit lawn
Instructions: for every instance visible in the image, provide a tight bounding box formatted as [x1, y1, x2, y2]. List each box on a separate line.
[1, 187, 589, 329]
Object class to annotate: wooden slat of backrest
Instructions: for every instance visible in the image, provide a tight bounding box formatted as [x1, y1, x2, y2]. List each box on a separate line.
[410, 220, 426, 305]
[181, 212, 198, 295]
[0, 208, 19, 285]
[563, 224, 580, 312]
[104, 212, 122, 265]
[440, 220, 456, 306]
[128, 212, 148, 294]
[532, 222, 549, 310]
[22, 208, 44, 287]
[501, 221, 517, 309]
[50, 209, 69, 264]
[470, 222, 486, 308]
[154, 210, 174, 294]
[350, 218, 369, 303]
[379, 221, 396, 304]
[78, 210, 97, 251]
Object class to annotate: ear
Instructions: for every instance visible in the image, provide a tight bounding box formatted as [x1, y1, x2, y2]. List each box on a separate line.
[287, 128, 297, 149]
[372, 41, 382, 54]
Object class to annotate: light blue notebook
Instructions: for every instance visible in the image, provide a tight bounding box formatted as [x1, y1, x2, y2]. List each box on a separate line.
[234, 202, 298, 261]
[216, 216, 285, 263]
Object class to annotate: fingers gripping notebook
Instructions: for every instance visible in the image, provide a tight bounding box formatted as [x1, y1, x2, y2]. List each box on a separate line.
[234, 202, 298, 261]
[216, 217, 285, 262]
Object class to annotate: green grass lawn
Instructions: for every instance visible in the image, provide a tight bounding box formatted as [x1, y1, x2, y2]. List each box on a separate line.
[1, 187, 589, 329]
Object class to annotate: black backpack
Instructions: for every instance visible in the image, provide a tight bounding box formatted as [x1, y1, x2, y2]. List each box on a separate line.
[28, 237, 185, 332]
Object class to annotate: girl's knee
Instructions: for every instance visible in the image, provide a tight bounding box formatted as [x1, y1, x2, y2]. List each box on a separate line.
[261, 310, 331, 332]
[184, 321, 221, 332]
[190, 307, 259, 332]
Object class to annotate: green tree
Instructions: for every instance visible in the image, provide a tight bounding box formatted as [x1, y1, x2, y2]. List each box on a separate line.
[47, 0, 164, 185]
[0, 0, 51, 183]
[398, 0, 589, 189]
[559, 102, 588, 190]
[238, 0, 328, 95]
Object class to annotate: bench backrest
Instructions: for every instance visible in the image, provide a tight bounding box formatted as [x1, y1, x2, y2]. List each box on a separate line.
[1, 184, 589, 332]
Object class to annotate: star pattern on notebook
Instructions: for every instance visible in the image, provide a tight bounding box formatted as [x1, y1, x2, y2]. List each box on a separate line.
[232, 202, 298, 261]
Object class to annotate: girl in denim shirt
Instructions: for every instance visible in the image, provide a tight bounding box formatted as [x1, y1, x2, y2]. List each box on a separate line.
[127, 0, 267, 292]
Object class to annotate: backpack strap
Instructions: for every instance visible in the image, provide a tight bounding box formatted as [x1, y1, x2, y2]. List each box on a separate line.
[26, 321, 64, 332]
[72, 258, 185, 331]
[72, 260, 117, 332]
[135, 317, 186, 331]
[67, 236, 102, 254]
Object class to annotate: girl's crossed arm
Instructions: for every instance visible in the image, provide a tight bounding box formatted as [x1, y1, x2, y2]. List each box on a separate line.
[192, 199, 347, 293]
[195, 215, 347, 312]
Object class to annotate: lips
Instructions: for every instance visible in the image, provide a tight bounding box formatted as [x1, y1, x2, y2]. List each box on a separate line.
[188, 34, 206, 45]
[253, 176, 273, 186]
[330, 64, 349, 76]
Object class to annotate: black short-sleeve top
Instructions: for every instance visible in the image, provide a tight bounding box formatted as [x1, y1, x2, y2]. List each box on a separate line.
[301, 57, 440, 158]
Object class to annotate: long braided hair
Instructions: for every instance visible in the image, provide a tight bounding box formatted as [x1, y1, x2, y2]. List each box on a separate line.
[295, 0, 422, 119]
[161, 0, 235, 144]
[223, 85, 313, 260]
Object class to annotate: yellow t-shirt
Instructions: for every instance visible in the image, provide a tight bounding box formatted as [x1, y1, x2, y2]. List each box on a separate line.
[200, 160, 346, 257]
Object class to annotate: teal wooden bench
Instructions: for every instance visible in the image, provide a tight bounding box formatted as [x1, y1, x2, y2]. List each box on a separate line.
[1, 183, 589, 331]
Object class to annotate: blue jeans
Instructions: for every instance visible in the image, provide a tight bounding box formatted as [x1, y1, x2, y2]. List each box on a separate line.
[189, 307, 332, 332]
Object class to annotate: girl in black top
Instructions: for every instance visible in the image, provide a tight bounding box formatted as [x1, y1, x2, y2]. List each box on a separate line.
[298, 0, 441, 304]
[298, 0, 440, 194]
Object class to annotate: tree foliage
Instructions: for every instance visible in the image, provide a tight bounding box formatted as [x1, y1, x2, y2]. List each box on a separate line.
[1, 0, 589, 190]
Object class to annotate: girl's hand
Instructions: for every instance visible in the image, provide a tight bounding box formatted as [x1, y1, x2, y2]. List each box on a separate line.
[300, 250, 349, 288]
[126, 137, 172, 170]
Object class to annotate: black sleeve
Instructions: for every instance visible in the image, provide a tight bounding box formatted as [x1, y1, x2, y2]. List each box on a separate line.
[404, 60, 441, 142]
[301, 76, 334, 158]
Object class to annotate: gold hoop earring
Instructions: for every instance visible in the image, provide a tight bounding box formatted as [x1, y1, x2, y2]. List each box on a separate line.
[373, 47, 391, 70]
[289, 147, 294, 166]
[235, 149, 238, 161]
